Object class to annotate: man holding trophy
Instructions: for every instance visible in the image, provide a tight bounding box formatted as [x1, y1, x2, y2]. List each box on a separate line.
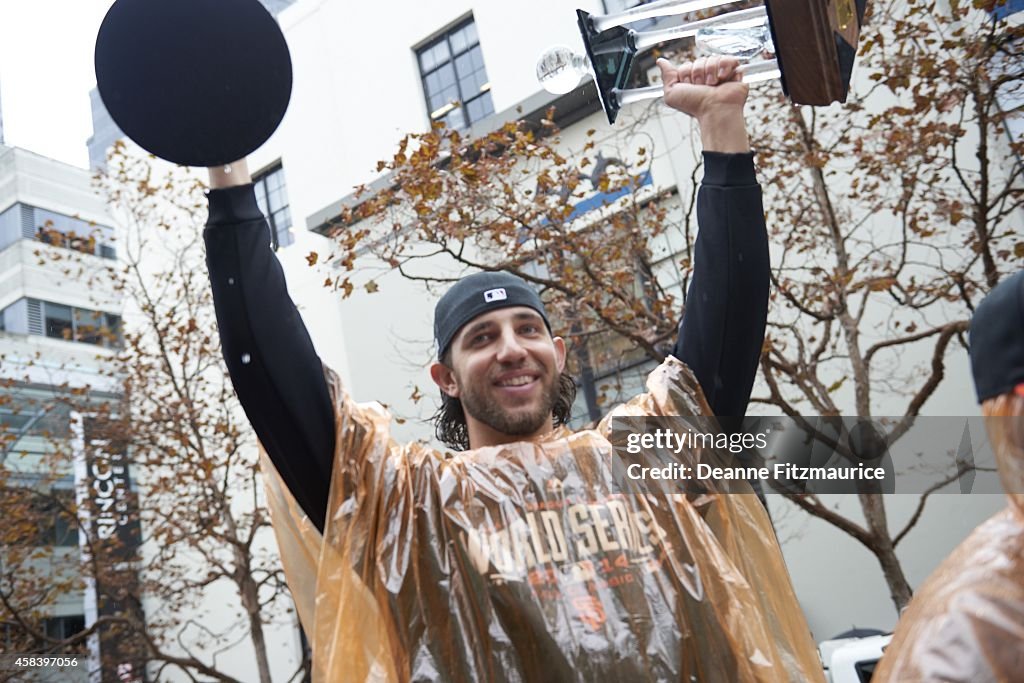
[93, 0, 866, 679]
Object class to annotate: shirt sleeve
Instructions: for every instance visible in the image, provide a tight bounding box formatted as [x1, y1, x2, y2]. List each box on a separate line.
[673, 151, 769, 430]
[204, 184, 335, 533]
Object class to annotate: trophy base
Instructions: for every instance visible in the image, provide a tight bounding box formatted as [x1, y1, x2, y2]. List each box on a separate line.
[764, 0, 867, 106]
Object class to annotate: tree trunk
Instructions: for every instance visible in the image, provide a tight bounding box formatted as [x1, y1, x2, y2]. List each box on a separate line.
[241, 573, 273, 683]
[860, 492, 913, 611]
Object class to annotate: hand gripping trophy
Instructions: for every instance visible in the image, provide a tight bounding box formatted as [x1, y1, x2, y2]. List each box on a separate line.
[537, 0, 868, 124]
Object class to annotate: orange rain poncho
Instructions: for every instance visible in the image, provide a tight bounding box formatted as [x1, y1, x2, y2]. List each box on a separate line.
[261, 357, 824, 682]
[873, 399, 1024, 682]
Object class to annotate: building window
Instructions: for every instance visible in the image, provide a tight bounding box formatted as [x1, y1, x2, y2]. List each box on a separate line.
[0, 204, 21, 251]
[253, 165, 293, 250]
[417, 18, 494, 130]
[0, 298, 28, 335]
[0, 400, 72, 442]
[32, 206, 117, 260]
[32, 490, 79, 547]
[0, 202, 115, 258]
[1, 298, 120, 347]
[43, 614, 86, 641]
[44, 303, 74, 341]
[74, 309, 106, 346]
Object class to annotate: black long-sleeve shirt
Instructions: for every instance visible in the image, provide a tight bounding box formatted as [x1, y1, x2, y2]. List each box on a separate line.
[204, 151, 768, 533]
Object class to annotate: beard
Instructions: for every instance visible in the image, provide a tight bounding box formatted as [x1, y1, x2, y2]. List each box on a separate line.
[458, 366, 561, 437]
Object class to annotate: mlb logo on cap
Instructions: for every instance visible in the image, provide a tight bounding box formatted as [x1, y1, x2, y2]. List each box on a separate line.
[484, 288, 508, 303]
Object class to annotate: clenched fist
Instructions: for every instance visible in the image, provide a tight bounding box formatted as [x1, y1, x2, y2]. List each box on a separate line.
[657, 56, 750, 153]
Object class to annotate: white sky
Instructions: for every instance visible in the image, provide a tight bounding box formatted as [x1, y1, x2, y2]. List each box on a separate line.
[0, 0, 117, 169]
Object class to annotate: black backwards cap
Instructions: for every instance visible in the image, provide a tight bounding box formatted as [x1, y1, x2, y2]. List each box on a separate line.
[969, 269, 1024, 402]
[434, 272, 551, 359]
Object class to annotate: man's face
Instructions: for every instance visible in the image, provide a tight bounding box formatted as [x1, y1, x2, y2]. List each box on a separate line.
[431, 306, 566, 444]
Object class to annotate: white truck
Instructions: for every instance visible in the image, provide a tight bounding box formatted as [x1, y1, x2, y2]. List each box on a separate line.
[819, 632, 893, 682]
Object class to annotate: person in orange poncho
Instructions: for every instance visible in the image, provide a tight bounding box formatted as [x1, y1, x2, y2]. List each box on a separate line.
[203, 57, 823, 681]
[874, 270, 1024, 682]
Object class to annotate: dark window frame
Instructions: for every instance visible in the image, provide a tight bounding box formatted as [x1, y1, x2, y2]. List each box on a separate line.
[416, 17, 494, 130]
[31, 205, 117, 260]
[38, 489, 80, 548]
[253, 164, 294, 250]
[43, 614, 86, 641]
[2, 203, 116, 260]
[44, 302, 74, 342]
[31, 300, 121, 348]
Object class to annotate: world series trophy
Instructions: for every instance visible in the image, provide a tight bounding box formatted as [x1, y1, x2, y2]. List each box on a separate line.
[537, 0, 868, 124]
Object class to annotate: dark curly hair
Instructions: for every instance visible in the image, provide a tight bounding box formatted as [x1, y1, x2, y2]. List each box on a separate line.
[432, 348, 577, 451]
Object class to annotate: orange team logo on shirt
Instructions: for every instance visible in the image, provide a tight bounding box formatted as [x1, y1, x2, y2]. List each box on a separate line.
[571, 594, 607, 630]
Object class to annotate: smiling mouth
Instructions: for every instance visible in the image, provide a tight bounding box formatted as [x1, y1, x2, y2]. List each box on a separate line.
[494, 374, 538, 388]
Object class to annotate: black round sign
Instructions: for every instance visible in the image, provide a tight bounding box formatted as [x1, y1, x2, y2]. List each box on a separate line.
[94, 0, 292, 167]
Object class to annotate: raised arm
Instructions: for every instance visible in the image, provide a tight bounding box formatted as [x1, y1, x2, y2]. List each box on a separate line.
[659, 57, 769, 424]
[205, 160, 335, 532]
